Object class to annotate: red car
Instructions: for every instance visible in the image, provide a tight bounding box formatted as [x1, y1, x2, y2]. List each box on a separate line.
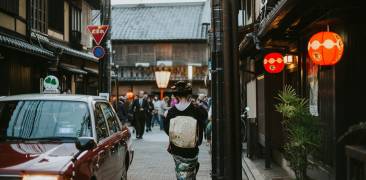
[0, 94, 134, 180]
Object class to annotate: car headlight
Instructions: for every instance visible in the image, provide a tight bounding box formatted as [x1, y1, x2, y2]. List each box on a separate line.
[23, 175, 61, 180]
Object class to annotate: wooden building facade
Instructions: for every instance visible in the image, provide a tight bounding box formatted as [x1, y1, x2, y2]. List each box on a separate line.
[111, 1, 211, 96]
[0, 0, 100, 96]
[239, 0, 366, 179]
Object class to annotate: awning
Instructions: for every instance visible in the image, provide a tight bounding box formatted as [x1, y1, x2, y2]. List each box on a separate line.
[257, 0, 295, 37]
[48, 42, 98, 62]
[83, 67, 99, 74]
[60, 64, 88, 74]
[0, 34, 54, 58]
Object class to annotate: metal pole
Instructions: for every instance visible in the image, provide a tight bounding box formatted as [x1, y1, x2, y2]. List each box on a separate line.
[99, 0, 111, 94]
[160, 89, 164, 100]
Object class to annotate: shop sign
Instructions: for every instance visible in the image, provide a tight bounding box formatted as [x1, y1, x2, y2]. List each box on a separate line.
[43, 75, 60, 94]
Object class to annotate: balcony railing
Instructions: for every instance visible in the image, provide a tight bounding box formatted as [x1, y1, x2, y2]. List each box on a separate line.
[116, 66, 208, 81]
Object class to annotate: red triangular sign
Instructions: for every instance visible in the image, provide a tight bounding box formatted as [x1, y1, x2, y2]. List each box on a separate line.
[87, 25, 109, 45]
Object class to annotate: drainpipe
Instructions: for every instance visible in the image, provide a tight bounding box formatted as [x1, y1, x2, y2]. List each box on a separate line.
[210, 0, 224, 179]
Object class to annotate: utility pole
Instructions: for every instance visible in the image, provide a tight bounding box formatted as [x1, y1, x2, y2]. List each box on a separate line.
[222, 0, 242, 178]
[99, 0, 112, 94]
[211, 0, 242, 179]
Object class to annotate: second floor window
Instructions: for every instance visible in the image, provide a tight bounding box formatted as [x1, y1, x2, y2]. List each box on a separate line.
[48, 0, 64, 33]
[31, 0, 47, 34]
[0, 0, 19, 15]
[71, 6, 81, 33]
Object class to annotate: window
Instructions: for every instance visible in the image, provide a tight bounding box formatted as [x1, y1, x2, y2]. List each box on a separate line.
[94, 103, 110, 141]
[0, 101, 92, 139]
[142, 45, 155, 62]
[127, 45, 140, 62]
[0, 0, 19, 15]
[71, 6, 81, 32]
[156, 44, 172, 61]
[173, 44, 187, 61]
[31, 0, 47, 33]
[48, 0, 64, 33]
[99, 103, 121, 134]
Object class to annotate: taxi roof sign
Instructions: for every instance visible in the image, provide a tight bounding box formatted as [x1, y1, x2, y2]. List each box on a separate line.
[43, 75, 60, 94]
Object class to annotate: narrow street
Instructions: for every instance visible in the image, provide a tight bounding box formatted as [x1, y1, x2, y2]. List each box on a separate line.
[127, 126, 212, 180]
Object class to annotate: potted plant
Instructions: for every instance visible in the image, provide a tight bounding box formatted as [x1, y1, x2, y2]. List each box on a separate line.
[275, 85, 321, 180]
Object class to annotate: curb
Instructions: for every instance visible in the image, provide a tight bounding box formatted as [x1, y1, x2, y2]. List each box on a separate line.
[242, 156, 265, 180]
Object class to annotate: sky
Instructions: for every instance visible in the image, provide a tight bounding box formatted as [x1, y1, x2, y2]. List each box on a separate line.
[111, 0, 206, 5]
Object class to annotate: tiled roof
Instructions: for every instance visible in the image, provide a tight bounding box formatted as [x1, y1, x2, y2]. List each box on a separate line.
[111, 2, 209, 41]
[0, 34, 54, 58]
[47, 41, 98, 62]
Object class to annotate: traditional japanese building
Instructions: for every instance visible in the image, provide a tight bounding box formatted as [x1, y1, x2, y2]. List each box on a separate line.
[0, 0, 101, 95]
[111, 1, 210, 96]
[238, 0, 365, 179]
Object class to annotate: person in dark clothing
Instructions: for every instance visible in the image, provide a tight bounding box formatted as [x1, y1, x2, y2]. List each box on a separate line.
[145, 95, 154, 132]
[131, 91, 149, 139]
[164, 81, 208, 180]
[117, 96, 128, 123]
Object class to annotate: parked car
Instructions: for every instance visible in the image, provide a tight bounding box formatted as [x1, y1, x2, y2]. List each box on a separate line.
[0, 94, 134, 180]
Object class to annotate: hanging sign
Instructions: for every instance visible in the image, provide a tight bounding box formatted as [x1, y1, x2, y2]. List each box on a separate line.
[93, 46, 105, 59]
[43, 75, 60, 94]
[87, 25, 109, 45]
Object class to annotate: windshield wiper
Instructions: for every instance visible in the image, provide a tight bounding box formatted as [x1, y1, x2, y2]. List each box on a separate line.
[0, 136, 77, 142]
[27, 136, 78, 142]
[0, 136, 31, 142]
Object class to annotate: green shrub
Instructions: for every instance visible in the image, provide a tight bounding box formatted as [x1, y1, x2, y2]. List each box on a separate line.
[275, 85, 321, 180]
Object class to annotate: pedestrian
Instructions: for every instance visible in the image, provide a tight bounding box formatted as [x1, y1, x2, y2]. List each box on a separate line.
[164, 81, 207, 180]
[117, 96, 128, 124]
[161, 96, 170, 129]
[170, 94, 178, 107]
[197, 94, 209, 111]
[145, 95, 154, 132]
[152, 95, 163, 130]
[131, 91, 149, 139]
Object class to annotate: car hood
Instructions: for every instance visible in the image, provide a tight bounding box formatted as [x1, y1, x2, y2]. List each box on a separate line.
[0, 142, 79, 173]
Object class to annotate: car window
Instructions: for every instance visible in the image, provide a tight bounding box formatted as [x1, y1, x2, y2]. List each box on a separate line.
[94, 103, 110, 141]
[99, 103, 121, 134]
[0, 100, 92, 139]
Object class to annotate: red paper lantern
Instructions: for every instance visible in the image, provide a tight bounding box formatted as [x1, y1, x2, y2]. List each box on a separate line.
[308, 31, 344, 66]
[263, 53, 285, 73]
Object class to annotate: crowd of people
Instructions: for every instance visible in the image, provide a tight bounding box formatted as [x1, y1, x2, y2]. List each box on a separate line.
[111, 90, 212, 141]
[110, 83, 212, 179]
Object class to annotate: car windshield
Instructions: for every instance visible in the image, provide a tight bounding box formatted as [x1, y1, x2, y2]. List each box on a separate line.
[0, 100, 92, 141]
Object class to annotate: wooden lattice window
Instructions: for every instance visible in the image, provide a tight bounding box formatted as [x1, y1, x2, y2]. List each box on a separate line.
[0, 0, 19, 15]
[31, 0, 47, 33]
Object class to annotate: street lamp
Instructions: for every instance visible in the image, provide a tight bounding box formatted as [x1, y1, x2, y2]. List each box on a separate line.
[155, 70, 171, 99]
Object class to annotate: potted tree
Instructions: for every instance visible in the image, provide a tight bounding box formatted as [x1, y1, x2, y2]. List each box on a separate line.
[275, 85, 321, 180]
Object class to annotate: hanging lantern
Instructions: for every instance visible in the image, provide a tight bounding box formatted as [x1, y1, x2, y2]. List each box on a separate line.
[263, 52, 285, 73]
[308, 31, 344, 66]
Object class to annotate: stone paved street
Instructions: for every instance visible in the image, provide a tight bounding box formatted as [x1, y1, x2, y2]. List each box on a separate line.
[127, 126, 212, 180]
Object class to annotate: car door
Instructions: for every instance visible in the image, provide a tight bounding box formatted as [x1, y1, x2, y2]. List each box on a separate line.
[99, 102, 127, 180]
[93, 102, 114, 180]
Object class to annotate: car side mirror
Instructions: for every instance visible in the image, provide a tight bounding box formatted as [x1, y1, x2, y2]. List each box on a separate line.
[76, 137, 97, 151]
